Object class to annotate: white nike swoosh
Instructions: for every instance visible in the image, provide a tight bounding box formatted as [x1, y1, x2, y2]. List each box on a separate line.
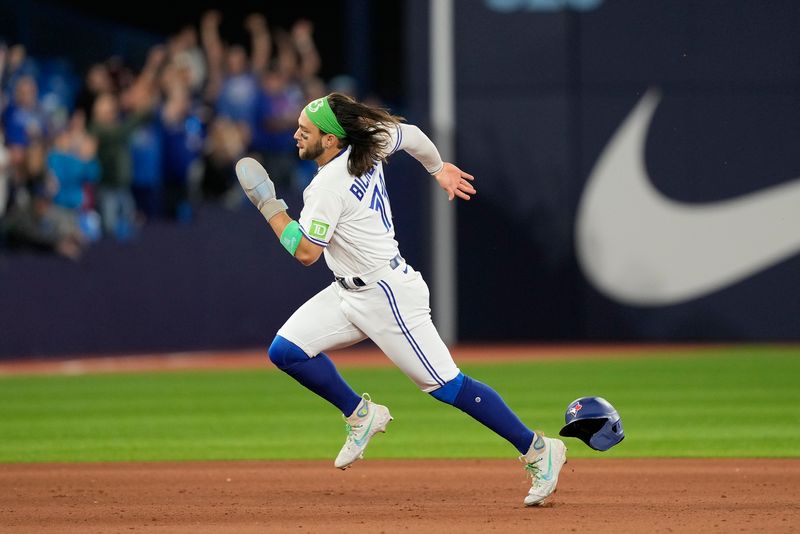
[576, 88, 800, 306]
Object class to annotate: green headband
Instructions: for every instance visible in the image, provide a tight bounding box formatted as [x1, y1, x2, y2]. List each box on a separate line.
[304, 96, 347, 139]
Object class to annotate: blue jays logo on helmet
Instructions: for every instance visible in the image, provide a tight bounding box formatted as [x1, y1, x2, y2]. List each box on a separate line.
[559, 396, 624, 451]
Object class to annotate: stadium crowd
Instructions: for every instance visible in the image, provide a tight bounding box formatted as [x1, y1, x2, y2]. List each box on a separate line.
[0, 10, 356, 260]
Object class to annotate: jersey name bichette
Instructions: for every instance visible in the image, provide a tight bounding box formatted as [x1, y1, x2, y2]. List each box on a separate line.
[297, 125, 407, 278]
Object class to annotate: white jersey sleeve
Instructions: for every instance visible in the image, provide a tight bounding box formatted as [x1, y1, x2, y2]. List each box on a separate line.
[297, 186, 344, 248]
[382, 123, 444, 175]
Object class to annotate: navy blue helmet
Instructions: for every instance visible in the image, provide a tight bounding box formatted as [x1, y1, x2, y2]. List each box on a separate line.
[559, 396, 624, 451]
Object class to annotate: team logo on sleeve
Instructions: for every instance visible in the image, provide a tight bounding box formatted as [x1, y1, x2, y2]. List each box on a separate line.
[309, 219, 330, 240]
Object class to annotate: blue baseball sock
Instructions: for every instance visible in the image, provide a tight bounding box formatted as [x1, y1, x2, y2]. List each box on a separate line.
[431, 373, 535, 455]
[268, 335, 362, 416]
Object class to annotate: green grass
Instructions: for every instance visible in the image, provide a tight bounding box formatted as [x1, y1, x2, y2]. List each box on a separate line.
[1, 346, 798, 463]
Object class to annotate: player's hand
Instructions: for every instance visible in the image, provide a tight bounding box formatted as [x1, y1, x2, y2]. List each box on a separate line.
[434, 162, 476, 201]
[235, 157, 278, 209]
[235, 157, 289, 221]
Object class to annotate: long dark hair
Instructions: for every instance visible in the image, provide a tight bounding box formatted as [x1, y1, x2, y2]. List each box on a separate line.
[327, 92, 404, 177]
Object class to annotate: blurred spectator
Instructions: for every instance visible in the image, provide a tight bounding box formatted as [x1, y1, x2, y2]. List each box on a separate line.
[74, 62, 115, 125]
[166, 25, 207, 100]
[90, 92, 145, 239]
[0, 42, 6, 113]
[160, 83, 204, 222]
[0, 44, 38, 107]
[252, 67, 303, 189]
[0, 140, 87, 260]
[106, 55, 136, 100]
[202, 11, 268, 138]
[200, 115, 246, 205]
[250, 19, 319, 190]
[289, 19, 321, 85]
[199, 10, 269, 204]
[38, 57, 79, 135]
[0, 41, 8, 105]
[0, 129, 9, 219]
[47, 114, 102, 242]
[129, 116, 163, 224]
[47, 115, 100, 212]
[89, 45, 165, 239]
[2, 75, 47, 182]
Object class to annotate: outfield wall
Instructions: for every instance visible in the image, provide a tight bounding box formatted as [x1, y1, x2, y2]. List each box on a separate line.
[408, 0, 800, 343]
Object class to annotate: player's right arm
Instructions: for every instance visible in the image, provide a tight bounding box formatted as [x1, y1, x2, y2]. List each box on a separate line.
[235, 157, 323, 266]
[264, 211, 323, 266]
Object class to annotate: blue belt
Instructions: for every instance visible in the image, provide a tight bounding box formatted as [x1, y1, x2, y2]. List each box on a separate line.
[336, 254, 403, 290]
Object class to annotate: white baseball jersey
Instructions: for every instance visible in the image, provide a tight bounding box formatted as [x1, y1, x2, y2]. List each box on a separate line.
[277, 122, 460, 392]
[296, 124, 444, 278]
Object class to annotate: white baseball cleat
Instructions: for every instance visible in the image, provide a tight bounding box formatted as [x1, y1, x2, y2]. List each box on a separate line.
[520, 433, 568, 506]
[334, 393, 393, 470]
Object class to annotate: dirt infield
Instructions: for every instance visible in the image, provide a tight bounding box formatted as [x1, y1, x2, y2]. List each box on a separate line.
[1, 458, 798, 533]
[2, 345, 799, 533]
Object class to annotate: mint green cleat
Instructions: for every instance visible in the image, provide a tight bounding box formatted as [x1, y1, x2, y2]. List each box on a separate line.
[334, 394, 393, 470]
[521, 434, 568, 506]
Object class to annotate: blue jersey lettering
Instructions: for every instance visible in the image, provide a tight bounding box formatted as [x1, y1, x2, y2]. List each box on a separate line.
[349, 166, 378, 201]
[349, 183, 364, 200]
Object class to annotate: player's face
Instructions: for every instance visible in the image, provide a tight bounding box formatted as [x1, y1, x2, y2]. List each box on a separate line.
[295, 113, 324, 161]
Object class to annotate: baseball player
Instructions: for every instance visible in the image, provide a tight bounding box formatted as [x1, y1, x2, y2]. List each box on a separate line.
[235, 92, 567, 506]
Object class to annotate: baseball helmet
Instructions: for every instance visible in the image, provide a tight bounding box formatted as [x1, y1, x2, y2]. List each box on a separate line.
[559, 396, 624, 451]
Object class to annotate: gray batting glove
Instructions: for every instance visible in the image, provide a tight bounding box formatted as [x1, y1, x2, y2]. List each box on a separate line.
[235, 157, 288, 221]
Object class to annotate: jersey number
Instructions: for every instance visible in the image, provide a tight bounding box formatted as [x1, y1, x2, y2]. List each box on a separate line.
[370, 174, 392, 231]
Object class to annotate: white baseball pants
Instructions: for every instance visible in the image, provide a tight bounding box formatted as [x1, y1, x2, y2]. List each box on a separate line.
[276, 262, 460, 392]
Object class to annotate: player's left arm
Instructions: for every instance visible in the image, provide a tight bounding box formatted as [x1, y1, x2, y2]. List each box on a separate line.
[235, 157, 323, 266]
[384, 123, 476, 201]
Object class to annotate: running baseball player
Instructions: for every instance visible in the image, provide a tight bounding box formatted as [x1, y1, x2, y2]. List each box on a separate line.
[235, 92, 567, 506]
